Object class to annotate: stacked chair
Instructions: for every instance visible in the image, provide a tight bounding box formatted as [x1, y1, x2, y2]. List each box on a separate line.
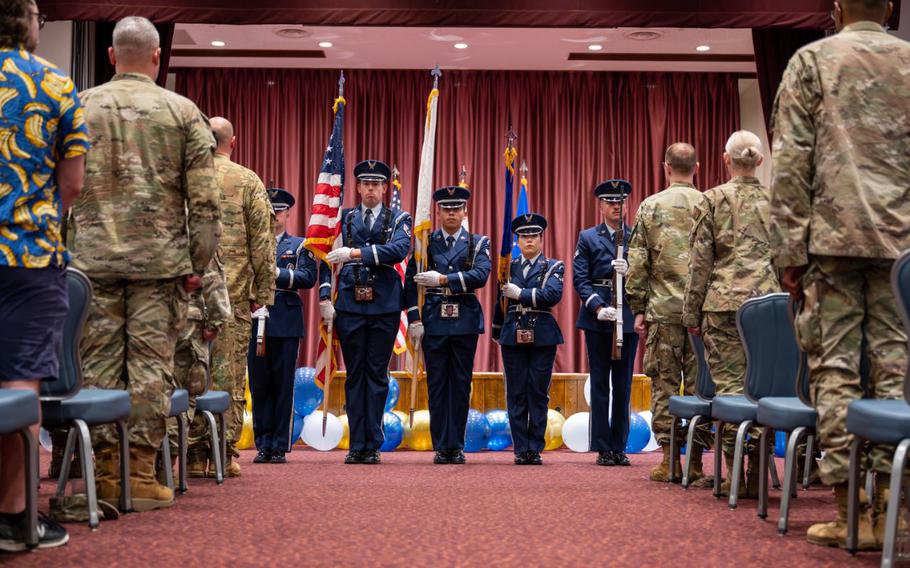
[0, 390, 40, 548]
[667, 334, 715, 487]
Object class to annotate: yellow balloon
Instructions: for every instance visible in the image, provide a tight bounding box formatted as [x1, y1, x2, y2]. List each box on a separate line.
[392, 410, 411, 448]
[544, 409, 566, 451]
[237, 410, 255, 450]
[408, 410, 433, 451]
[244, 371, 252, 412]
[338, 414, 350, 450]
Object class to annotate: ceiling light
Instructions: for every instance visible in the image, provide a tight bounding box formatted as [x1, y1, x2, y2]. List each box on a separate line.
[587, 44, 603, 51]
[274, 27, 310, 39]
[454, 43, 468, 49]
[695, 45, 711, 52]
[211, 40, 225, 47]
[318, 41, 333, 48]
[625, 30, 662, 41]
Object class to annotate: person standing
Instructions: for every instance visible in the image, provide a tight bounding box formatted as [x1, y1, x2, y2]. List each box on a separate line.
[573, 180, 638, 466]
[497, 213, 563, 466]
[405, 185, 491, 465]
[770, 0, 909, 549]
[0, 0, 85, 550]
[70, 16, 221, 511]
[247, 187, 316, 464]
[320, 160, 411, 465]
[626, 143, 713, 485]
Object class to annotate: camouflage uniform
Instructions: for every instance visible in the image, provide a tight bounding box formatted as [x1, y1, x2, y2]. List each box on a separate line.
[202, 153, 275, 457]
[626, 182, 712, 450]
[70, 72, 222, 452]
[770, 22, 910, 487]
[681, 176, 780, 456]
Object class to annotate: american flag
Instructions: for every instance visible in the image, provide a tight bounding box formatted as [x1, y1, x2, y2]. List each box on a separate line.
[390, 177, 409, 354]
[304, 94, 345, 388]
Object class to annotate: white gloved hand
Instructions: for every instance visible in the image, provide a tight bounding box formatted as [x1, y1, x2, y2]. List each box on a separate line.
[252, 306, 270, 319]
[502, 283, 522, 300]
[611, 258, 628, 276]
[414, 271, 444, 287]
[319, 300, 336, 322]
[326, 247, 354, 264]
[408, 322, 424, 345]
[274, 266, 281, 277]
[597, 306, 618, 321]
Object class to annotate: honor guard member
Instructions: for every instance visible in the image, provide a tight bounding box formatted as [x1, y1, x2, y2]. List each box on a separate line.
[320, 160, 412, 465]
[247, 187, 317, 464]
[406, 185, 491, 464]
[495, 213, 564, 466]
[573, 180, 638, 466]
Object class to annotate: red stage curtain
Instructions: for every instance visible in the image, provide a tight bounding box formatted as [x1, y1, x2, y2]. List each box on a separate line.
[175, 68, 740, 373]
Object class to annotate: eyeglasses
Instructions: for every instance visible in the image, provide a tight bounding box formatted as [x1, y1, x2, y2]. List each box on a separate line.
[30, 11, 47, 30]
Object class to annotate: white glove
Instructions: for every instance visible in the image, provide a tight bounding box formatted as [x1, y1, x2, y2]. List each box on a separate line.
[408, 322, 424, 345]
[502, 283, 522, 300]
[611, 259, 628, 276]
[274, 266, 281, 277]
[252, 306, 269, 319]
[319, 300, 336, 322]
[597, 306, 618, 321]
[326, 247, 353, 264]
[414, 271, 443, 287]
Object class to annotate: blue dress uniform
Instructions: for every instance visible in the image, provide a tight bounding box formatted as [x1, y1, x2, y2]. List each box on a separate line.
[573, 180, 639, 466]
[247, 188, 317, 462]
[320, 160, 412, 463]
[405, 186, 491, 463]
[493, 213, 564, 465]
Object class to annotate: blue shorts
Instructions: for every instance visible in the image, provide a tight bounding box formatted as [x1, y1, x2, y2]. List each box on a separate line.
[0, 264, 67, 381]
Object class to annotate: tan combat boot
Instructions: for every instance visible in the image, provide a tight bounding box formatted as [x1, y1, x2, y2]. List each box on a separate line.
[687, 444, 714, 488]
[872, 478, 907, 547]
[225, 457, 241, 478]
[129, 446, 175, 511]
[649, 445, 673, 482]
[95, 445, 122, 503]
[806, 484, 877, 550]
[187, 447, 208, 478]
[718, 451, 759, 498]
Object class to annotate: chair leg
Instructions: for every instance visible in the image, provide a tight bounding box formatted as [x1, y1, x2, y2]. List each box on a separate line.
[758, 426, 771, 520]
[802, 433, 815, 490]
[669, 416, 679, 484]
[55, 425, 77, 498]
[729, 420, 752, 510]
[778, 427, 806, 534]
[115, 420, 132, 512]
[881, 438, 910, 568]
[713, 420, 723, 499]
[202, 410, 223, 484]
[177, 413, 187, 494]
[846, 437, 863, 554]
[219, 412, 227, 476]
[770, 452, 782, 490]
[865, 470, 874, 507]
[682, 415, 701, 489]
[20, 428, 38, 549]
[159, 432, 174, 493]
[74, 419, 99, 530]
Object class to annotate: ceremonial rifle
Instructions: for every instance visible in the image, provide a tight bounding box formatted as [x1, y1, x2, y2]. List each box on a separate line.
[611, 187, 624, 361]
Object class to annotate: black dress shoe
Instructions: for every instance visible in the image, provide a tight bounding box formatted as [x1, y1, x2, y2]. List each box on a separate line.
[596, 451, 616, 466]
[527, 450, 543, 465]
[613, 451, 631, 466]
[361, 450, 381, 464]
[253, 449, 272, 463]
[270, 452, 287, 464]
[448, 449, 466, 465]
[434, 451, 450, 464]
[344, 450, 363, 464]
[514, 452, 529, 465]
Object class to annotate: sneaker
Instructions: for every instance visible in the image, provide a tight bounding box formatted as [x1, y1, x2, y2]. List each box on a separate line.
[0, 512, 69, 552]
[253, 449, 272, 464]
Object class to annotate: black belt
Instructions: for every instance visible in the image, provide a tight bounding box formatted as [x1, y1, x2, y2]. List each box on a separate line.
[424, 288, 475, 297]
[508, 306, 551, 314]
[592, 279, 613, 287]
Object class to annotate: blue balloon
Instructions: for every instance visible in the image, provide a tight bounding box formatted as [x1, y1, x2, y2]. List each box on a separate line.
[291, 413, 305, 446]
[385, 376, 400, 412]
[774, 431, 787, 458]
[625, 413, 651, 453]
[484, 409, 512, 451]
[380, 412, 403, 452]
[293, 367, 323, 417]
[464, 409, 491, 453]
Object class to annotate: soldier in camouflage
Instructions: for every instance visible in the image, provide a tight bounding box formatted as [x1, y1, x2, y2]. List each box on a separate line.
[68, 17, 222, 512]
[626, 143, 713, 486]
[187, 116, 275, 478]
[770, 0, 909, 549]
[681, 130, 780, 498]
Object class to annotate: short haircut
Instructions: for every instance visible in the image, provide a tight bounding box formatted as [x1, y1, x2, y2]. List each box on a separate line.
[664, 142, 697, 175]
[209, 117, 234, 147]
[840, 0, 890, 19]
[112, 16, 159, 64]
[0, 0, 32, 49]
[724, 130, 763, 169]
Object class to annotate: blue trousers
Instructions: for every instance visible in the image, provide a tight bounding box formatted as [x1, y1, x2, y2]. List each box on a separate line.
[336, 311, 398, 452]
[247, 335, 299, 453]
[423, 333, 478, 451]
[502, 344, 557, 454]
[585, 331, 640, 453]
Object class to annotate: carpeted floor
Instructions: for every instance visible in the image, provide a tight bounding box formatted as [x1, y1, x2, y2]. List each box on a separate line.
[3, 449, 883, 567]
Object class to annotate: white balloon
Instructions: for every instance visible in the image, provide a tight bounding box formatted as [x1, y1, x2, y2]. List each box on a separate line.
[302, 411, 343, 451]
[639, 410, 660, 452]
[584, 376, 591, 406]
[562, 412, 591, 453]
[39, 427, 52, 452]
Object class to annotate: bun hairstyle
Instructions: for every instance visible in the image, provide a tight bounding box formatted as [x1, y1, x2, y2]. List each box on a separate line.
[724, 130, 763, 169]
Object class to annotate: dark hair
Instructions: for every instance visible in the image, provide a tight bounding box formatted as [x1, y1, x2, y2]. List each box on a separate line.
[0, 0, 31, 49]
[664, 142, 698, 175]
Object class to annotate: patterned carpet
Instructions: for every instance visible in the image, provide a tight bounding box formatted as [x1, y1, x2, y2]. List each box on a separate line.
[5, 449, 882, 566]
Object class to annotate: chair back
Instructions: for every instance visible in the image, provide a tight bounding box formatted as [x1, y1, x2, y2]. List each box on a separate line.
[786, 298, 812, 407]
[892, 249, 910, 404]
[737, 293, 801, 402]
[689, 334, 716, 400]
[41, 268, 90, 401]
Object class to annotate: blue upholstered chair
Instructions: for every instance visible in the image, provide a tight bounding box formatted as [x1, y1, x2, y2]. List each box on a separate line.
[0, 390, 40, 548]
[193, 340, 229, 485]
[845, 250, 910, 566]
[160, 388, 189, 493]
[41, 268, 132, 529]
[667, 334, 715, 487]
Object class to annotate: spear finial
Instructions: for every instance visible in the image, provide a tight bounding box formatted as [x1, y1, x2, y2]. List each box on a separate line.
[431, 65, 442, 89]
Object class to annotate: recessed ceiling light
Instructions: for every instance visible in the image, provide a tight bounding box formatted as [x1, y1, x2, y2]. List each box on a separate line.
[625, 30, 662, 41]
[696, 45, 711, 52]
[211, 40, 225, 47]
[588, 44, 603, 51]
[454, 43, 468, 49]
[274, 27, 310, 39]
[318, 41, 333, 48]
